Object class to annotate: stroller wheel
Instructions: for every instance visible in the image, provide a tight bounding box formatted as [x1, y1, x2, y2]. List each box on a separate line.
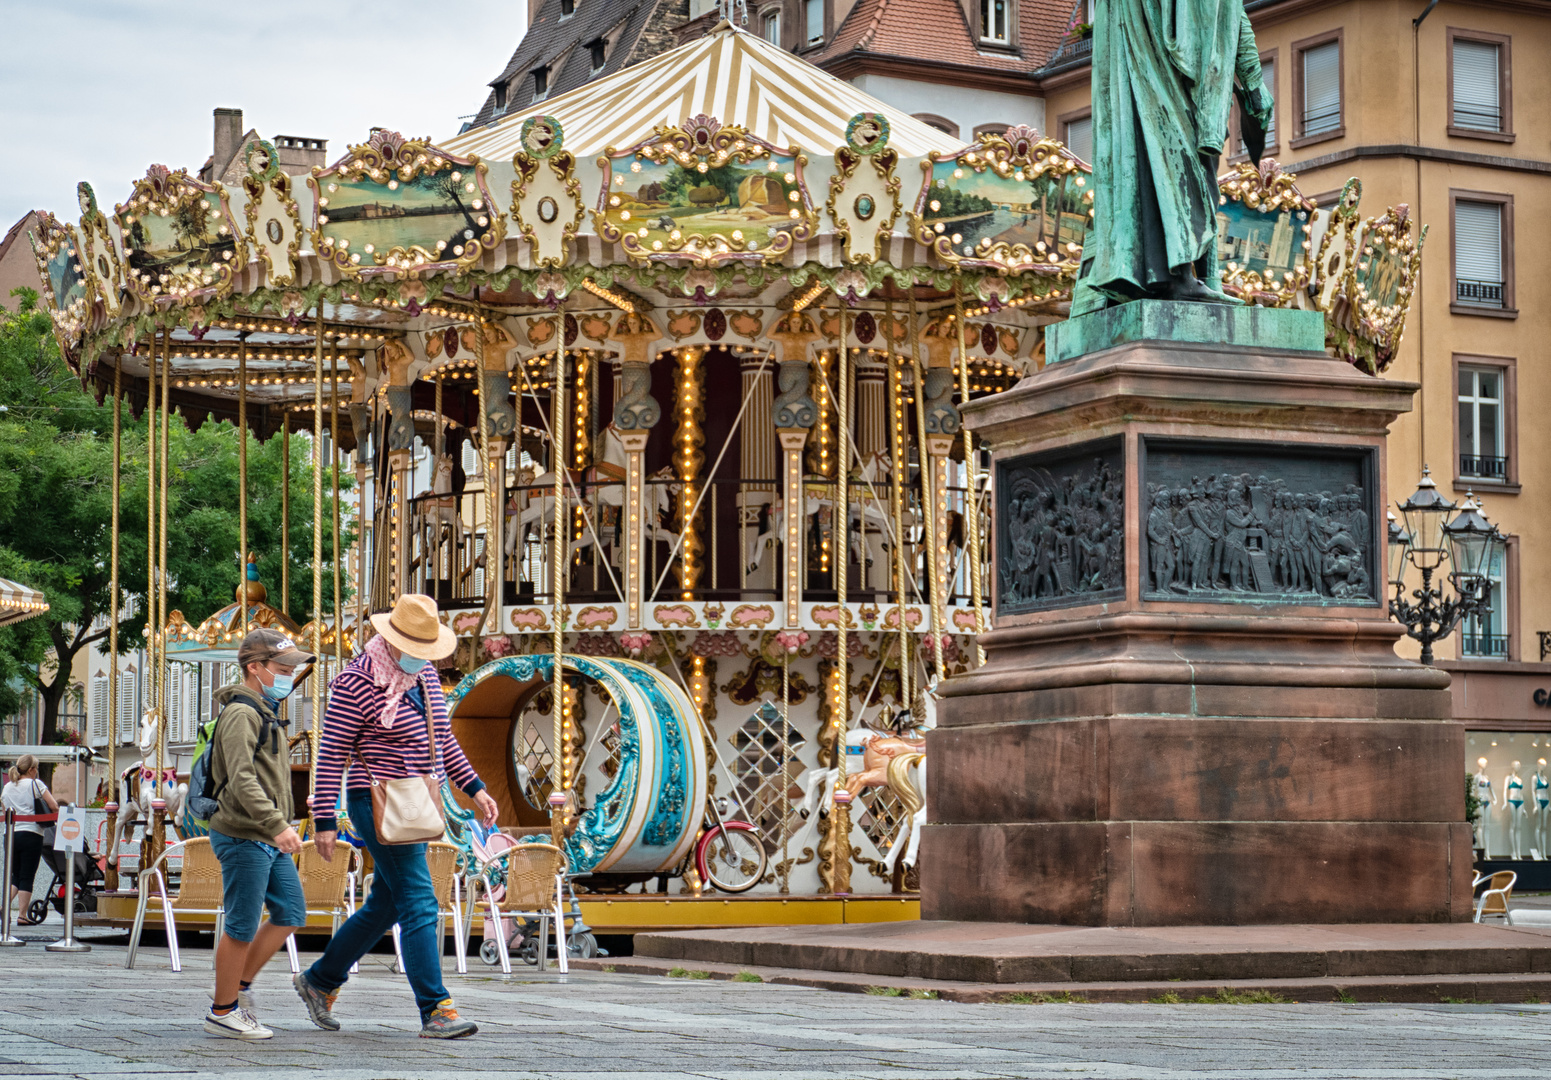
[479, 938, 503, 967]
[26, 899, 47, 924]
[514, 934, 541, 966]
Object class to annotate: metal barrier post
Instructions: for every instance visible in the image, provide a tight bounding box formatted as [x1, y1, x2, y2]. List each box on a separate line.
[46, 805, 90, 954]
[0, 810, 22, 947]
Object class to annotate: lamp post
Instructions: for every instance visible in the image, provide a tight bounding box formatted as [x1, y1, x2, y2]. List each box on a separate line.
[1388, 466, 1507, 665]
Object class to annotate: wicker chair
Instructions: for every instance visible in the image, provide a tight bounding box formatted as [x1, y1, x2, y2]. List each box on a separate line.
[126, 837, 225, 972]
[284, 840, 359, 973]
[465, 842, 569, 974]
[1473, 870, 1517, 924]
[390, 841, 468, 975]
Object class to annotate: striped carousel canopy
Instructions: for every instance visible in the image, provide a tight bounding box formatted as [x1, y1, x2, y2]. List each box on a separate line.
[0, 578, 48, 628]
[442, 20, 963, 161]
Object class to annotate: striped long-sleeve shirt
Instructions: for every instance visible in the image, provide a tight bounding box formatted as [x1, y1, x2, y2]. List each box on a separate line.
[312, 657, 484, 833]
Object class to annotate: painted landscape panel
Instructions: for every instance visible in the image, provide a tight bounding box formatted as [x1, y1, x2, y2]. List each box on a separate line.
[121, 191, 237, 284]
[38, 234, 87, 314]
[1214, 201, 1307, 285]
[605, 155, 804, 253]
[920, 160, 1090, 262]
[317, 167, 492, 267]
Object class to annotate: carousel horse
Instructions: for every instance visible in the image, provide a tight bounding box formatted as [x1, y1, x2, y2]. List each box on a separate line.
[116, 710, 188, 843]
[881, 751, 926, 873]
[745, 455, 906, 576]
[420, 454, 466, 543]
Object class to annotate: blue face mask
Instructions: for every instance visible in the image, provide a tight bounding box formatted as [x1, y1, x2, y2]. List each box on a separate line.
[396, 653, 428, 675]
[261, 669, 295, 704]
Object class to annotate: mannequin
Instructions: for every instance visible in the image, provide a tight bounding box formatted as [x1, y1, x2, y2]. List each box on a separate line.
[1502, 761, 1527, 861]
[1533, 758, 1549, 861]
[1473, 759, 1495, 858]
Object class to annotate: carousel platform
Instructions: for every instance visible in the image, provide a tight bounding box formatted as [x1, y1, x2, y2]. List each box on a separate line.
[593, 919, 1551, 1002]
[85, 891, 920, 936]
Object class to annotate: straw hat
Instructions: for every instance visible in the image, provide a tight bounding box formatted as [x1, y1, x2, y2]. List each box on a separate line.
[369, 594, 456, 661]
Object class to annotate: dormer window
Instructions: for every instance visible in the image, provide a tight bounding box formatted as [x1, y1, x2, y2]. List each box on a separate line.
[560, 0, 575, 15]
[804, 0, 823, 44]
[981, 0, 1008, 44]
[533, 65, 549, 101]
[588, 38, 607, 71]
[494, 82, 508, 110]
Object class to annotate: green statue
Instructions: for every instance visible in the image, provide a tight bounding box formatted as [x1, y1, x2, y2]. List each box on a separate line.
[1073, 0, 1275, 312]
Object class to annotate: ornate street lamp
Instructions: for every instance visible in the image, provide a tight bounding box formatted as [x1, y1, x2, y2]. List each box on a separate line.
[1388, 466, 1507, 665]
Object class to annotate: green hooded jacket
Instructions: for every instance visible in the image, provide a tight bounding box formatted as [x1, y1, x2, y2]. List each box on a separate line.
[208, 683, 294, 845]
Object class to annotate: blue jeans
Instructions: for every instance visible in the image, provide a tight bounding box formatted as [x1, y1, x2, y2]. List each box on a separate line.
[306, 792, 449, 1019]
[208, 829, 306, 942]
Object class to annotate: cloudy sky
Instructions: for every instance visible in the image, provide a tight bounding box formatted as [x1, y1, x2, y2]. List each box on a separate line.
[0, 0, 528, 227]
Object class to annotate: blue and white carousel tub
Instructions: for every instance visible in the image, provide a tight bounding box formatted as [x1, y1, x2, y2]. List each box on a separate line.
[445, 654, 706, 875]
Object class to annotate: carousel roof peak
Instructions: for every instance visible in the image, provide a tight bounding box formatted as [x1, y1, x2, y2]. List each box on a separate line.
[441, 17, 964, 161]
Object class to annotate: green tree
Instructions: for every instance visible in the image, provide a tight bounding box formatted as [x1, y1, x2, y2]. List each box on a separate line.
[0, 287, 354, 759]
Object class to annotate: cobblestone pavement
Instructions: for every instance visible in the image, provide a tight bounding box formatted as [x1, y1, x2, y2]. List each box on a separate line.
[0, 938, 1547, 1079]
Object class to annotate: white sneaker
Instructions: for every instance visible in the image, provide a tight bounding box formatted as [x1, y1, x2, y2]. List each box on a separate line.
[238, 986, 257, 1017]
[203, 1007, 273, 1040]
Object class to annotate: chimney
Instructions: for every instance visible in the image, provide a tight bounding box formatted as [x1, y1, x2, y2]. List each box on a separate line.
[212, 107, 243, 177]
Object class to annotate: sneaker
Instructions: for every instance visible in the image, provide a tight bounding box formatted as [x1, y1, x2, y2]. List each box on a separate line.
[237, 986, 257, 1017]
[203, 1007, 273, 1040]
[293, 971, 341, 1031]
[419, 1000, 478, 1039]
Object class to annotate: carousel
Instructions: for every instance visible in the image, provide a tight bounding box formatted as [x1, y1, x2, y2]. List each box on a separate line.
[29, 20, 1422, 930]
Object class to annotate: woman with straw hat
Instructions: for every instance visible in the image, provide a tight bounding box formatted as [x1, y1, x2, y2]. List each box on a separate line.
[296, 594, 498, 1039]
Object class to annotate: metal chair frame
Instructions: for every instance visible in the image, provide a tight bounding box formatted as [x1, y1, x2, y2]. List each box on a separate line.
[390, 841, 469, 976]
[284, 840, 360, 974]
[464, 842, 569, 974]
[1472, 869, 1517, 924]
[126, 837, 224, 972]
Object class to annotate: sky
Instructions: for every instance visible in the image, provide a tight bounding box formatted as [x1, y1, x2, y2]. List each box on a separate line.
[0, 0, 528, 228]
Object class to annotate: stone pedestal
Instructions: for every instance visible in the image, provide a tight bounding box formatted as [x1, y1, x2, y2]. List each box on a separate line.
[923, 301, 1471, 926]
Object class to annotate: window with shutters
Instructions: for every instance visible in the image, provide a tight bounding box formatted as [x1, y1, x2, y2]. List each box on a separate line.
[1449, 30, 1511, 141]
[1293, 33, 1342, 146]
[1063, 112, 1093, 163]
[117, 669, 138, 743]
[804, 0, 823, 45]
[90, 674, 109, 744]
[1451, 191, 1514, 316]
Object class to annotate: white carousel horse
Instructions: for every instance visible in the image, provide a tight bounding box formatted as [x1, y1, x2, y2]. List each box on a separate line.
[115, 710, 188, 843]
[882, 752, 926, 873]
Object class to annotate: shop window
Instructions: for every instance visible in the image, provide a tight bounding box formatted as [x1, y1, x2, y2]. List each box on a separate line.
[762, 9, 781, 45]
[1293, 33, 1342, 145]
[1451, 192, 1513, 315]
[1063, 112, 1092, 162]
[981, 0, 1009, 44]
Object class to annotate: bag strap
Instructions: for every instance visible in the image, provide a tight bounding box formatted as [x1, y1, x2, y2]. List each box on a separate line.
[352, 675, 441, 784]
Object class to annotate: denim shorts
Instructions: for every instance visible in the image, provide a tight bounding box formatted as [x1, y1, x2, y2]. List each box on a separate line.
[208, 829, 307, 941]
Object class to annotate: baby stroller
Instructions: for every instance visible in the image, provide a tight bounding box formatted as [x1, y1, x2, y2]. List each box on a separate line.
[28, 839, 104, 924]
[465, 822, 602, 967]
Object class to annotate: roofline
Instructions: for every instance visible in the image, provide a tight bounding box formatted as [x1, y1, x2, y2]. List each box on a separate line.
[820, 50, 1042, 94]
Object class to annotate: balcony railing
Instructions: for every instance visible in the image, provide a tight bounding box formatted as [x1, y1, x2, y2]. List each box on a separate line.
[1461, 632, 1510, 658]
[1301, 104, 1342, 138]
[1456, 278, 1504, 306]
[1047, 35, 1093, 65]
[1459, 454, 1508, 481]
[1539, 630, 1551, 662]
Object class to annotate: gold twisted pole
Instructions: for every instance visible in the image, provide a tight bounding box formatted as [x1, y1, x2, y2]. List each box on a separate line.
[779, 647, 791, 895]
[885, 298, 910, 713]
[155, 330, 170, 845]
[954, 288, 986, 667]
[331, 344, 343, 677]
[473, 323, 492, 656]
[238, 335, 249, 637]
[281, 415, 289, 615]
[310, 312, 324, 809]
[909, 293, 944, 679]
[105, 361, 121, 889]
[551, 305, 569, 844]
[144, 328, 157, 725]
[829, 305, 853, 894]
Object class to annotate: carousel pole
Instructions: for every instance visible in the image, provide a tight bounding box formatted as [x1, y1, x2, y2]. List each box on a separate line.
[909, 294, 946, 678]
[779, 648, 791, 895]
[238, 336, 250, 637]
[549, 305, 569, 846]
[885, 298, 910, 715]
[153, 330, 170, 851]
[331, 346, 343, 678]
[953, 289, 986, 667]
[479, 323, 505, 639]
[281, 411, 289, 615]
[143, 326, 158, 731]
[309, 311, 325, 810]
[826, 307, 853, 895]
[105, 361, 122, 890]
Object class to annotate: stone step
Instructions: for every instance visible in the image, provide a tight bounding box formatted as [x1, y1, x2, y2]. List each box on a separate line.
[571, 955, 1551, 1005]
[631, 920, 1551, 984]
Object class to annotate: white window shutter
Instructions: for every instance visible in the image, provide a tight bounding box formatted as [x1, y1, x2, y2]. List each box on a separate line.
[117, 672, 137, 743]
[1065, 116, 1093, 163]
[1452, 40, 1500, 131]
[90, 675, 109, 744]
[1302, 41, 1341, 136]
[1454, 201, 1502, 289]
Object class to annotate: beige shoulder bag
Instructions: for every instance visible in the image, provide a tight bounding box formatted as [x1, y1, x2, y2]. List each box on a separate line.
[356, 689, 445, 844]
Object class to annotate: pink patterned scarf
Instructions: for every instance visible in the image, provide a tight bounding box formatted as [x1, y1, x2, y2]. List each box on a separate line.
[363, 634, 421, 729]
